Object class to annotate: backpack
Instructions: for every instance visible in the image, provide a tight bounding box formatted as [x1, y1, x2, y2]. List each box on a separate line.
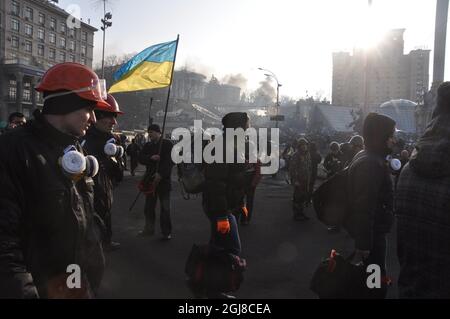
[178, 162, 205, 194]
[310, 249, 389, 299]
[185, 244, 246, 297]
[312, 166, 350, 227]
[177, 138, 207, 195]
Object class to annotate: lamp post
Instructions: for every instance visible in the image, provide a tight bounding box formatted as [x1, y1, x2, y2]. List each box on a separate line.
[258, 67, 282, 128]
[100, 0, 112, 79]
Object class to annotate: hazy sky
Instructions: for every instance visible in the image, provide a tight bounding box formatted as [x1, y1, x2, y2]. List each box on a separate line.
[58, 0, 443, 99]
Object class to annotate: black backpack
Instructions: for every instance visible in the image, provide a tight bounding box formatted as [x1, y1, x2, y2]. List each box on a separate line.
[312, 166, 350, 227]
[310, 250, 389, 299]
[185, 244, 246, 297]
[177, 139, 206, 195]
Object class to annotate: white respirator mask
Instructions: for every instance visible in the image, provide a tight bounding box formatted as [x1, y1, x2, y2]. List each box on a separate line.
[104, 138, 124, 158]
[60, 145, 99, 181]
[386, 155, 402, 171]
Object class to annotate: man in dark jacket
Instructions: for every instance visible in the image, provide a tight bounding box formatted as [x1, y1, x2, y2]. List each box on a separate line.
[324, 142, 343, 178]
[395, 82, 450, 298]
[138, 124, 174, 240]
[0, 62, 108, 298]
[83, 94, 124, 251]
[127, 138, 141, 176]
[345, 113, 396, 286]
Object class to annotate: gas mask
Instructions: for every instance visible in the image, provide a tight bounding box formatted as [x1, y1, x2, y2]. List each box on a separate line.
[104, 138, 124, 158]
[59, 145, 99, 182]
[386, 155, 401, 172]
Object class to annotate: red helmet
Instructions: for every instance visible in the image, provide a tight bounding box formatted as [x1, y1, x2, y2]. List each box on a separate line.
[102, 94, 124, 114]
[35, 62, 110, 110]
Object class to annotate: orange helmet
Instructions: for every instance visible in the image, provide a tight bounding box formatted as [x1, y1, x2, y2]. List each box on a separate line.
[35, 62, 110, 110]
[102, 94, 124, 114]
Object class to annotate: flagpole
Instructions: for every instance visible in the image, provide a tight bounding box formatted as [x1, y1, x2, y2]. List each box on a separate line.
[159, 34, 180, 149]
[129, 35, 180, 211]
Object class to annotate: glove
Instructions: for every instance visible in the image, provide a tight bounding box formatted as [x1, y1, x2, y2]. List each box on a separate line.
[241, 206, 249, 218]
[217, 217, 231, 234]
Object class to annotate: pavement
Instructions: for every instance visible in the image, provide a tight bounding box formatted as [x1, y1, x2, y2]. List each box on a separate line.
[98, 166, 400, 299]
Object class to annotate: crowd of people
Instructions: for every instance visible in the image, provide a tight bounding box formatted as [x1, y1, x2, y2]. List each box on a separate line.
[0, 62, 449, 299]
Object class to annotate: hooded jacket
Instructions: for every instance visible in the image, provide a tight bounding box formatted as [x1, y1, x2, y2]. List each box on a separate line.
[395, 111, 450, 298]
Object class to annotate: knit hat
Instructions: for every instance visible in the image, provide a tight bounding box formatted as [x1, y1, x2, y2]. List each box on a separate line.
[42, 91, 95, 115]
[221, 112, 249, 129]
[147, 124, 161, 133]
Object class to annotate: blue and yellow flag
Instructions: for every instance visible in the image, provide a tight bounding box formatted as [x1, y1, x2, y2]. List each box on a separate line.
[109, 39, 177, 93]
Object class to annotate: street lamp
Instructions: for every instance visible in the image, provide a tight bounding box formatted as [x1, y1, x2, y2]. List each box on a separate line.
[258, 67, 282, 128]
[100, 0, 112, 79]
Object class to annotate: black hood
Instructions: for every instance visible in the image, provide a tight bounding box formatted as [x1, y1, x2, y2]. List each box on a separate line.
[409, 114, 450, 178]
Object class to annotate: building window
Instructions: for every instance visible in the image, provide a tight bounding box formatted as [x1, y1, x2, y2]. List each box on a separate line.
[81, 45, 87, 55]
[9, 52, 18, 63]
[11, 1, 20, 16]
[25, 23, 33, 36]
[38, 12, 45, 25]
[49, 48, 56, 60]
[11, 35, 19, 48]
[25, 40, 32, 53]
[38, 44, 44, 56]
[25, 7, 33, 21]
[49, 32, 56, 44]
[82, 31, 88, 42]
[9, 80, 17, 100]
[60, 22, 66, 33]
[60, 37, 66, 48]
[69, 41, 75, 51]
[23, 82, 31, 102]
[59, 51, 66, 62]
[69, 28, 75, 38]
[81, 57, 86, 65]
[69, 54, 75, 62]
[11, 18, 19, 31]
[50, 17, 56, 30]
[38, 28, 44, 40]
[36, 91, 43, 103]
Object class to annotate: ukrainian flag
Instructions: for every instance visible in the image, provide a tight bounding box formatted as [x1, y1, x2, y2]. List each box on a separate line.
[109, 39, 178, 93]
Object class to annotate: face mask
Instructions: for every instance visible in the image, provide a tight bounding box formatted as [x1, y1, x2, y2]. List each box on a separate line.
[104, 138, 124, 157]
[386, 155, 401, 171]
[59, 145, 99, 181]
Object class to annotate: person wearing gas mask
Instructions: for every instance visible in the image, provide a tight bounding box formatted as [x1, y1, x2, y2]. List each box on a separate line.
[345, 112, 396, 298]
[83, 94, 124, 252]
[0, 62, 108, 298]
[396, 82, 450, 298]
[138, 124, 174, 240]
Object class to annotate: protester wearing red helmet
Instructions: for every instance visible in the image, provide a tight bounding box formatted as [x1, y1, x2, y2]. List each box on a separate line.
[83, 94, 124, 251]
[0, 62, 107, 298]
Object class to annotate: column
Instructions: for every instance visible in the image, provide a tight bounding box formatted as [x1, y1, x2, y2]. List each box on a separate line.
[15, 72, 23, 113]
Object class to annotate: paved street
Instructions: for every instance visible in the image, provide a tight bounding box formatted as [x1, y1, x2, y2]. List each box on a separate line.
[98, 166, 400, 299]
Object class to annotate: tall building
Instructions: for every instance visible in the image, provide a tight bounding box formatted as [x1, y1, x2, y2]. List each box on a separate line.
[0, 0, 97, 125]
[332, 29, 430, 110]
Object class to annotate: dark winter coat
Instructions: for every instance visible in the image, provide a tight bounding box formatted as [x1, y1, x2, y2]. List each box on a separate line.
[83, 126, 123, 215]
[138, 138, 174, 192]
[345, 150, 394, 251]
[0, 111, 105, 298]
[395, 113, 450, 298]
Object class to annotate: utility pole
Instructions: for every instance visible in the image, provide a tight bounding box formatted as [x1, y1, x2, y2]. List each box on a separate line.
[432, 0, 449, 87]
[100, 0, 112, 79]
